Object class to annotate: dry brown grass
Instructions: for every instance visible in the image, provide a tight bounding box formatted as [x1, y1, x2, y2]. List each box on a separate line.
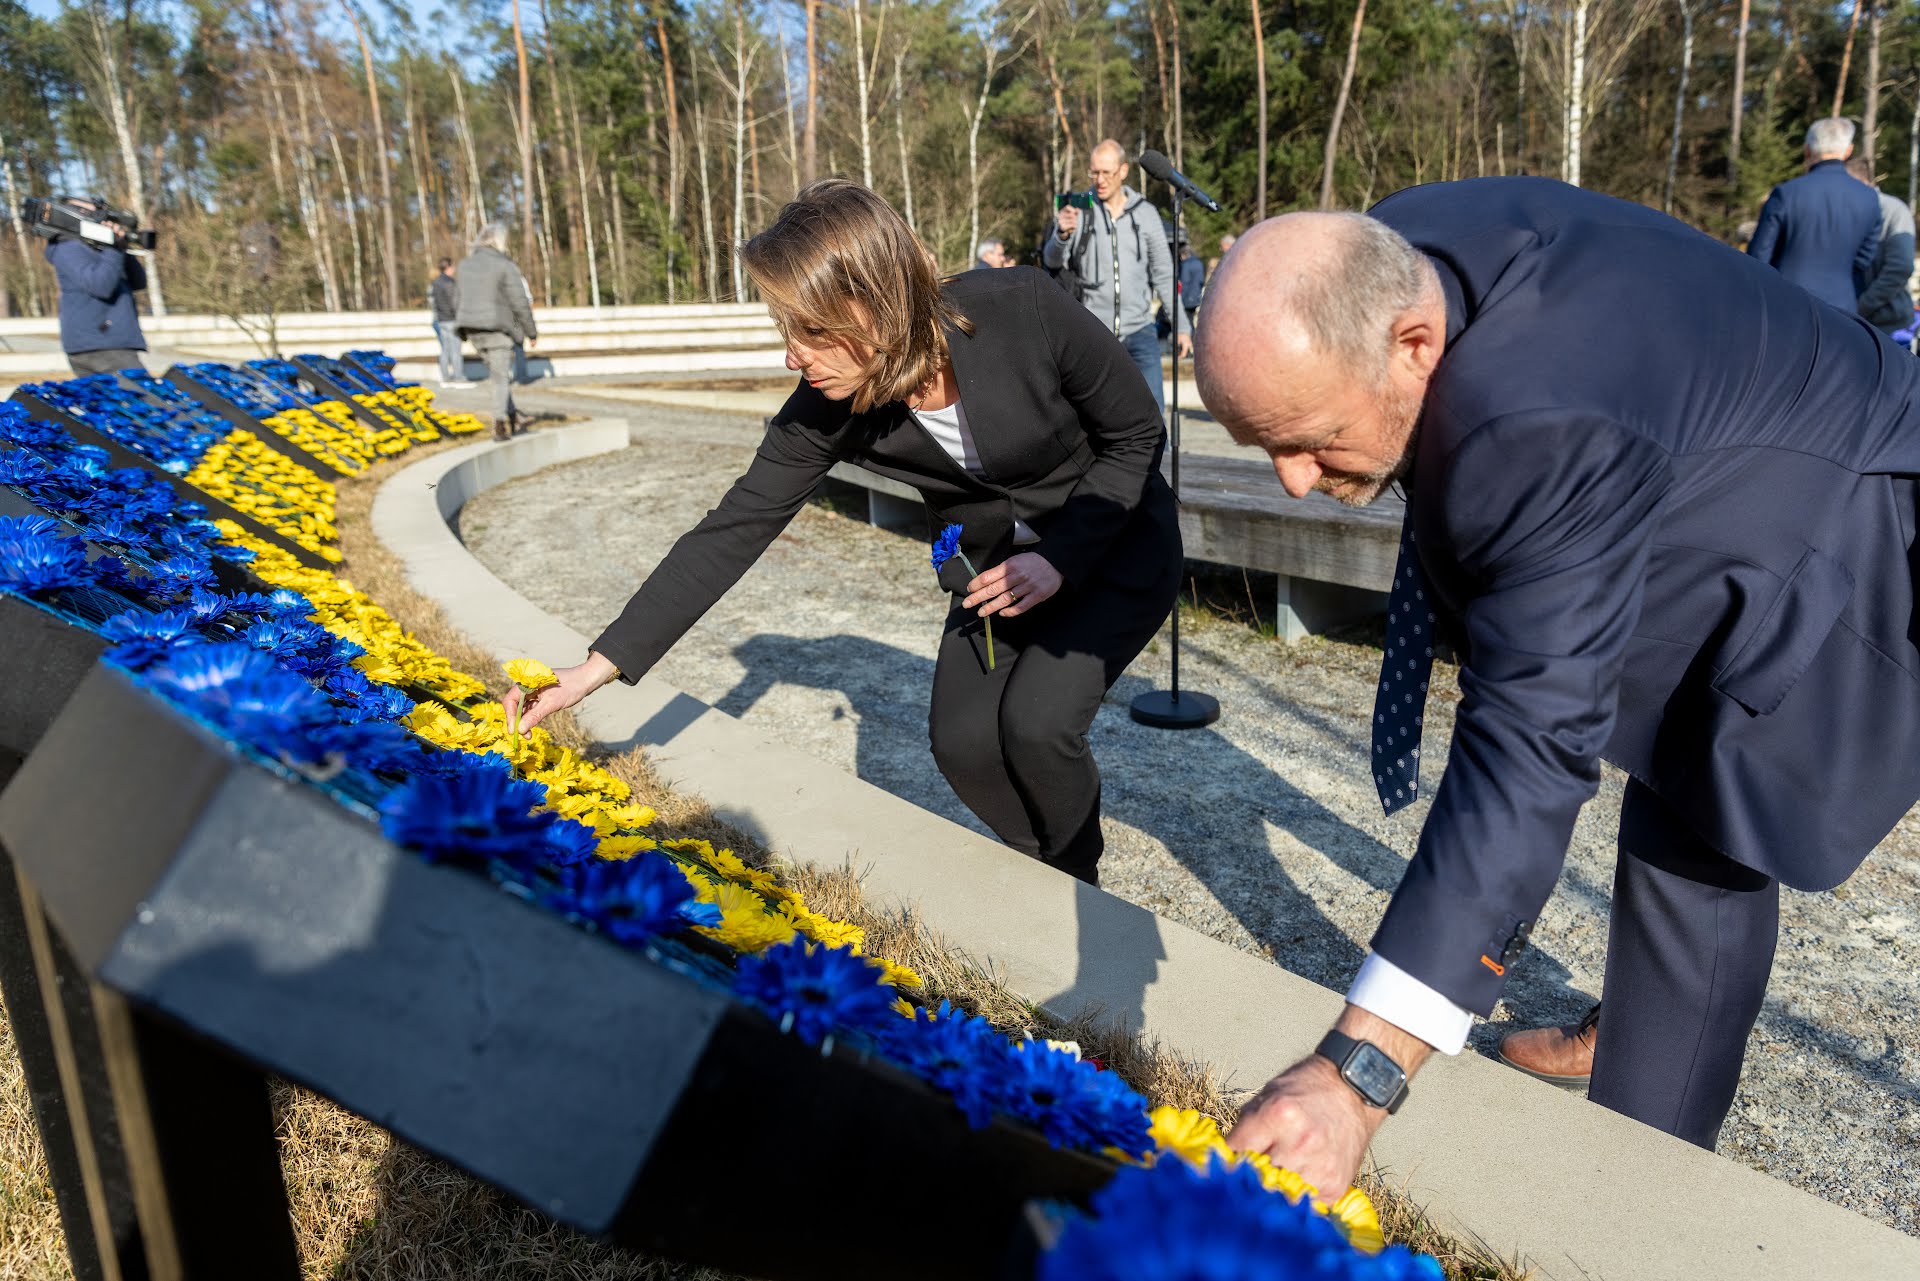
[0, 426, 1527, 1280]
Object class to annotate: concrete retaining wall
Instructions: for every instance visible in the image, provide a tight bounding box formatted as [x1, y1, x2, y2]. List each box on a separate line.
[370, 421, 1920, 1281]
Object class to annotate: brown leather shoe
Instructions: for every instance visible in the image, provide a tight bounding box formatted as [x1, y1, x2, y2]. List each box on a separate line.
[1496, 1002, 1599, 1088]
[491, 418, 510, 442]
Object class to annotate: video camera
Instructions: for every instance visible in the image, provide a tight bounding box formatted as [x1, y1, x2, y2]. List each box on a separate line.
[1053, 190, 1097, 213]
[20, 195, 157, 250]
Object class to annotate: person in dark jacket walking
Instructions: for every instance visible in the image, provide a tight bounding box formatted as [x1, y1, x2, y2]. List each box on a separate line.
[1745, 118, 1881, 311]
[504, 180, 1183, 888]
[453, 222, 538, 440]
[1845, 156, 1917, 341]
[429, 258, 473, 387]
[43, 198, 148, 375]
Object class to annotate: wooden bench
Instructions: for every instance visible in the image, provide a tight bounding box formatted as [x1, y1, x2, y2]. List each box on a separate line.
[828, 440, 1400, 642]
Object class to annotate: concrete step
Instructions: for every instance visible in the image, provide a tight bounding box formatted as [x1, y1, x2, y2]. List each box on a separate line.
[0, 303, 771, 343]
[167, 328, 781, 363]
[391, 348, 790, 382]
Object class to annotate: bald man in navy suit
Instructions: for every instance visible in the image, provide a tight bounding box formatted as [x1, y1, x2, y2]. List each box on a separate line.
[1195, 177, 1920, 1198]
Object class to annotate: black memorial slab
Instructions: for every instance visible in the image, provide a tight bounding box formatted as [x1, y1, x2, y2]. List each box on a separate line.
[288, 355, 407, 438]
[0, 665, 1115, 1279]
[6, 390, 333, 572]
[158, 368, 341, 474]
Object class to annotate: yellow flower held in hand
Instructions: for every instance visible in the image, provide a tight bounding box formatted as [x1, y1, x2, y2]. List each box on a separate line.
[504, 658, 559, 691]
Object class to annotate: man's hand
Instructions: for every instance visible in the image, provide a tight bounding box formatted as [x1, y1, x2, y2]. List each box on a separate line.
[1175, 332, 1193, 360]
[502, 650, 620, 736]
[963, 552, 1063, 618]
[525, 337, 538, 350]
[1056, 205, 1081, 240]
[1225, 1004, 1433, 1199]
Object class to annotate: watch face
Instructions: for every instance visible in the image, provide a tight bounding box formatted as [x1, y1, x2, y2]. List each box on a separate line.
[1342, 1043, 1407, 1107]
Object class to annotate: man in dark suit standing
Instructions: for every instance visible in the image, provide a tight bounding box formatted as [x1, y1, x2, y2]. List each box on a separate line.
[1745, 117, 1880, 310]
[1194, 178, 1920, 1197]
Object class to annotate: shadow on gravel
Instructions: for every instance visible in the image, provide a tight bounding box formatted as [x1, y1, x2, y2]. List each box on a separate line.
[707, 632, 1586, 1036]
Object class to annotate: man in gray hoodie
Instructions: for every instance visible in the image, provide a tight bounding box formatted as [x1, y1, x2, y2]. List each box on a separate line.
[1041, 139, 1191, 417]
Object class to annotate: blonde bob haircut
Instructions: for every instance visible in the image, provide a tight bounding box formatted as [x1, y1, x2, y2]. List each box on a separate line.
[741, 179, 972, 413]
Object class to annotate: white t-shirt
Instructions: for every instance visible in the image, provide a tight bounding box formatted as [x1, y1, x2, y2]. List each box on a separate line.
[911, 399, 1038, 544]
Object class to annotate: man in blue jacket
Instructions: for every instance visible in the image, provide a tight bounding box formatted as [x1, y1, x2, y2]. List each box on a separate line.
[43, 199, 149, 375]
[1195, 178, 1920, 1198]
[1745, 117, 1880, 310]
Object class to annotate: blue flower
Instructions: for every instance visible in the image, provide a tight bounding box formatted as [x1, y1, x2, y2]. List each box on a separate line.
[379, 767, 558, 866]
[148, 643, 342, 760]
[186, 588, 234, 623]
[931, 522, 963, 569]
[148, 555, 218, 593]
[266, 589, 311, 617]
[879, 1001, 1012, 1128]
[1039, 1155, 1444, 1281]
[101, 608, 204, 669]
[734, 939, 899, 1045]
[0, 515, 64, 541]
[543, 854, 718, 944]
[0, 450, 51, 486]
[0, 531, 89, 594]
[998, 1041, 1150, 1154]
[541, 817, 602, 867]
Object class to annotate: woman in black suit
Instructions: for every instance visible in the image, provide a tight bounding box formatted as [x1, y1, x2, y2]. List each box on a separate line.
[509, 180, 1181, 885]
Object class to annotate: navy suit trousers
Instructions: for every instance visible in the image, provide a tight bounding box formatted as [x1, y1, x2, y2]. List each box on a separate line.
[1590, 781, 1780, 1148]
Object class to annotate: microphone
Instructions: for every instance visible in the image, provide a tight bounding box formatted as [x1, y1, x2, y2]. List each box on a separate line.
[1136, 150, 1221, 213]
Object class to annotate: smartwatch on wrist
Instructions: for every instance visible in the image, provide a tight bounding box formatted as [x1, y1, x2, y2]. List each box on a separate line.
[1315, 1030, 1409, 1114]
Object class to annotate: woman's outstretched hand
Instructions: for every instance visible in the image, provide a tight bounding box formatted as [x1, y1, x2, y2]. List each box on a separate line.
[503, 651, 622, 736]
[964, 552, 1063, 619]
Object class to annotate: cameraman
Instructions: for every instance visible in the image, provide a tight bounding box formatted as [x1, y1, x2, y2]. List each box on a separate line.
[1041, 139, 1190, 417]
[44, 198, 148, 375]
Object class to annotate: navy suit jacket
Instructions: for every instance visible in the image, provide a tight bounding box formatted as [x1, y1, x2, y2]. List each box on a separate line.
[1745, 158, 1880, 310]
[1369, 177, 1920, 1016]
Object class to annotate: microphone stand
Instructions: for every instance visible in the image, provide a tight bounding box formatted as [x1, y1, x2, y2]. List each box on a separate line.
[1130, 183, 1221, 731]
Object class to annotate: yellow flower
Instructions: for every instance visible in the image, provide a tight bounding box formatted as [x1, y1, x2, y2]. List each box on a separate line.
[597, 833, 657, 861]
[874, 957, 923, 991]
[777, 899, 866, 951]
[1148, 1106, 1235, 1170]
[504, 658, 558, 690]
[694, 881, 798, 952]
[891, 996, 918, 1018]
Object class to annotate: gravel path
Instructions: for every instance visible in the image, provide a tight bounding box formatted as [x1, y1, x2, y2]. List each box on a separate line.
[458, 402, 1919, 1234]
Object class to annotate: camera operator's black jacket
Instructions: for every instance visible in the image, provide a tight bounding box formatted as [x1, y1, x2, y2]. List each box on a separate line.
[590, 265, 1177, 682]
[45, 238, 146, 355]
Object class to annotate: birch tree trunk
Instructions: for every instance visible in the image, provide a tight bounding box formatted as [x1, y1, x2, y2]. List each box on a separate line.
[1908, 82, 1918, 208]
[691, 55, 719, 298]
[0, 130, 42, 315]
[1168, 0, 1184, 170]
[400, 59, 433, 261]
[804, 0, 819, 183]
[654, 13, 684, 303]
[270, 51, 340, 310]
[1863, 5, 1882, 168]
[1566, 0, 1587, 187]
[343, 0, 399, 307]
[1729, 0, 1749, 195]
[321, 104, 367, 308]
[448, 58, 487, 232]
[892, 45, 914, 229]
[1319, 0, 1366, 209]
[1664, 0, 1692, 212]
[1252, 0, 1267, 219]
[511, 0, 538, 296]
[568, 91, 600, 307]
[539, 0, 586, 303]
[86, 0, 165, 314]
[777, 19, 800, 194]
[966, 36, 999, 260]
[727, 4, 759, 302]
[852, 0, 874, 188]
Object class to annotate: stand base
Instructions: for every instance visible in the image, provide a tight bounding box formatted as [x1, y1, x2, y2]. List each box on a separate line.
[1128, 689, 1221, 730]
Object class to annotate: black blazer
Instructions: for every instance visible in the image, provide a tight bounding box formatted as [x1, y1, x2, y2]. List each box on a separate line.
[1368, 177, 1920, 1015]
[593, 267, 1173, 681]
[1745, 158, 1881, 311]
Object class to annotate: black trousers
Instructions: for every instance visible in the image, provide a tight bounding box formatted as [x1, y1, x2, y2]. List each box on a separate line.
[67, 348, 145, 376]
[1589, 780, 1780, 1148]
[926, 502, 1181, 882]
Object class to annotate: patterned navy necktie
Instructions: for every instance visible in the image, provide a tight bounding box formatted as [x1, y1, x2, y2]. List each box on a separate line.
[1372, 519, 1436, 815]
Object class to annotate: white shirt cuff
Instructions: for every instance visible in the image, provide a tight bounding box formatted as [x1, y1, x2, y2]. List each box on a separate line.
[1345, 952, 1474, 1055]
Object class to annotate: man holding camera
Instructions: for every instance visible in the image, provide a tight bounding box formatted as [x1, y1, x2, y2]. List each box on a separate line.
[1042, 139, 1191, 417]
[43, 198, 149, 376]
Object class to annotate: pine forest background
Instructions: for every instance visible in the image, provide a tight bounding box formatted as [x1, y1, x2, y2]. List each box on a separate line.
[2, 0, 1917, 316]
